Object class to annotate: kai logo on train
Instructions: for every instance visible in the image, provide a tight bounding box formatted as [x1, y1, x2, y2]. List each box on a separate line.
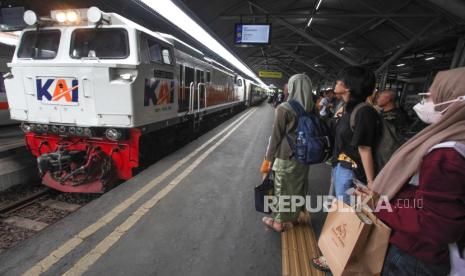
[36, 78, 79, 105]
[144, 78, 175, 106]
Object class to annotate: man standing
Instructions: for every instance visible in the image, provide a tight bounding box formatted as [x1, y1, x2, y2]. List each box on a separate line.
[318, 90, 334, 119]
[376, 90, 409, 132]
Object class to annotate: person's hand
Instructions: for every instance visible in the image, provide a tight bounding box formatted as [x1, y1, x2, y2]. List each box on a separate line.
[367, 180, 374, 189]
[355, 186, 379, 209]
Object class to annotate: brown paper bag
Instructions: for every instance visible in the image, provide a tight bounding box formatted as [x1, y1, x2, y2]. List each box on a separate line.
[344, 206, 391, 275]
[318, 200, 391, 276]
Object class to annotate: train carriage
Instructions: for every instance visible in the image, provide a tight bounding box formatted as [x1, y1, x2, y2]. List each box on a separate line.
[4, 7, 253, 193]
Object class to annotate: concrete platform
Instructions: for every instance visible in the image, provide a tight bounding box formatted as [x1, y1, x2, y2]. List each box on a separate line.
[0, 125, 38, 192]
[0, 103, 331, 276]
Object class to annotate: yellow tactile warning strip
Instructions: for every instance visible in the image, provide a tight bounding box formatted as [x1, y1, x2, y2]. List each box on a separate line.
[282, 212, 325, 276]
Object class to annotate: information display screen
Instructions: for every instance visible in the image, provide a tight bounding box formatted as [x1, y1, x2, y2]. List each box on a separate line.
[234, 24, 271, 45]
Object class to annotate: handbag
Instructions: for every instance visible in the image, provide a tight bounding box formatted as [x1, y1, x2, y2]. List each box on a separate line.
[254, 172, 274, 213]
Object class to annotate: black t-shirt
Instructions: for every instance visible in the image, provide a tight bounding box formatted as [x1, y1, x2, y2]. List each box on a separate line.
[332, 105, 380, 180]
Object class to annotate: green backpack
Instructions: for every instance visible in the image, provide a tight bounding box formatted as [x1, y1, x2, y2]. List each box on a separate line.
[349, 103, 405, 173]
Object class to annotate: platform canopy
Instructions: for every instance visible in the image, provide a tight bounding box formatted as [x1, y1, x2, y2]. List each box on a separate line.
[4, 0, 465, 87]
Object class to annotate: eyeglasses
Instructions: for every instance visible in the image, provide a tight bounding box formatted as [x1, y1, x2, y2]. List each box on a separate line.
[418, 92, 431, 104]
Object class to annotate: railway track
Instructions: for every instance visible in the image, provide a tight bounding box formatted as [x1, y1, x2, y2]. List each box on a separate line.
[0, 184, 99, 252]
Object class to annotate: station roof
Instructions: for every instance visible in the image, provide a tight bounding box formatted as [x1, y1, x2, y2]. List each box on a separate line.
[3, 0, 465, 88]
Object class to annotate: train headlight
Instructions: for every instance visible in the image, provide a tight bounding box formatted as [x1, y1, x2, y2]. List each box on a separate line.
[105, 128, 122, 141]
[66, 10, 79, 22]
[23, 10, 38, 26]
[21, 123, 33, 133]
[69, 126, 76, 135]
[55, 11, 67, 23]
[59, 126, 67, 134]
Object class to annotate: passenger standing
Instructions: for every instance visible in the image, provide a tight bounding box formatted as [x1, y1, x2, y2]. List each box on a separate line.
[312, 66, 380, 271]
[331, 66, 378, 203]
[365, 68, 465, 276]
[318, 90, 334, 119]
[260, 74, 314, 232]
[377, 90, 409, 133]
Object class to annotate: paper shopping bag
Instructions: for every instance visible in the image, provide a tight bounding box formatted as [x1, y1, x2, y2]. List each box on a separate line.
[343, 206, 391, 275]
[318, 199, 373, 276]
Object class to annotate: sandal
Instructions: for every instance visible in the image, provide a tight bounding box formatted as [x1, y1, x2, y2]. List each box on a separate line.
[311, 256, 330, 272]
[262, 217, 284, 232]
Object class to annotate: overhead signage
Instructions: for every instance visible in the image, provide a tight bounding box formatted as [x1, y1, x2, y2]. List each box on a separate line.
[234, 24, 271, 45]
[259, 70, 282, 79]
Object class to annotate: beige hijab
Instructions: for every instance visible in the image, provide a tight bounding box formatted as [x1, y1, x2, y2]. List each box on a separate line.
[373, 67, 465, 199]
[283, 73, 315, 112]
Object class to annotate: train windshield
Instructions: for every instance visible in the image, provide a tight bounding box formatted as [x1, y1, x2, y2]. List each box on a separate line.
[70, 28, 129, 59]
[17, 30, 61, 59]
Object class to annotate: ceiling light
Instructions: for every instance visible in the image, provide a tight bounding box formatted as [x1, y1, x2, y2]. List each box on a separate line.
[140, 0, 265, 86]
[397, 63, 405, 67]
[315, 0, 324, 10]
[425, 57, 435, 61]
[339, 47, 344, 51]
[307, 17, 313, 27]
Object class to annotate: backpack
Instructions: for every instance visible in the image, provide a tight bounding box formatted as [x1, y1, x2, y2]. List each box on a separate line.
[286, 100, 333, 165]
[349, 103, 404, 173]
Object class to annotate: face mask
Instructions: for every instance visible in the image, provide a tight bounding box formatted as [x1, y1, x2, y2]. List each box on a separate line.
[413, 96, 465, 124]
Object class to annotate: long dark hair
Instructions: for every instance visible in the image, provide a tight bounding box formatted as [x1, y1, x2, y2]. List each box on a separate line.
[337, 66, 376, 111]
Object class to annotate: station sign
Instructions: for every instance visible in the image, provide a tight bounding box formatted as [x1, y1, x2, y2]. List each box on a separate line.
[259, 70, 283, 79]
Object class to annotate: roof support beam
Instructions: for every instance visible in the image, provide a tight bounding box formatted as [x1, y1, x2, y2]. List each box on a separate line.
[425, 0, 465, 21]
[355, 0, 414, 39]
[247, 1, 359, 66]
[375, 18, 441, 75]
[273, 46, 331, 77]
[218, 14, 439, 20]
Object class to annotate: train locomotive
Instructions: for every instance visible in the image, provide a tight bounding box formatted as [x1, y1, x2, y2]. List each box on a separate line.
[4, 7, 265, 193]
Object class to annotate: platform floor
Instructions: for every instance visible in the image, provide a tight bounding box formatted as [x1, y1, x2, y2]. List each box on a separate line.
[0, 125, 23, 154]
[0, 103, 331, 276]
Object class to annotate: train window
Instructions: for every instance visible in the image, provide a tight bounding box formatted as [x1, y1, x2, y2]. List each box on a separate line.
[162, 49, 172, 64]
[147, 40, 162, 63]
[206, 72, 211, 83]
[17, 30, 61, 59]
[185, 66, 194, 87]
[237, 79, 243, 87]
[196, 69, 205, 83]
[70, 28, 129, 59]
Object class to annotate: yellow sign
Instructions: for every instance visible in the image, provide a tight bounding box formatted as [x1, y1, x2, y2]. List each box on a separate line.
[259, 70, 283, 79]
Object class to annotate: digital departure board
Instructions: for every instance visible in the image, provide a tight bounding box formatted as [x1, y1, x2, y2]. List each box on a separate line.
[234, 24, 271, 45]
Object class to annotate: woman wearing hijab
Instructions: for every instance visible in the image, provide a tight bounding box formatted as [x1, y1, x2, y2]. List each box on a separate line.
[260, 73, 314, 232]
[364, 67, 465, 275]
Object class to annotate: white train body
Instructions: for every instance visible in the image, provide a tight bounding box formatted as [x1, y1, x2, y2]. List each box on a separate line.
[4, 8, 254, 193]
[6, 15, 242, 128]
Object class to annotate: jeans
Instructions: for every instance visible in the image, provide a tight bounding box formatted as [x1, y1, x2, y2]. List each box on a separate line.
[332, 163, 354, 205]
[382, 245, 450, 276]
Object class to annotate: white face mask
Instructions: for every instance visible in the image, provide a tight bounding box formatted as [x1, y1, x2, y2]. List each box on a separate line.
[413, 96, 465, 124]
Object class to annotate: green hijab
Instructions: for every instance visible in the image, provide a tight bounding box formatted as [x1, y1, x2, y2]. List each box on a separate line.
[283, 73, 315, 113]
